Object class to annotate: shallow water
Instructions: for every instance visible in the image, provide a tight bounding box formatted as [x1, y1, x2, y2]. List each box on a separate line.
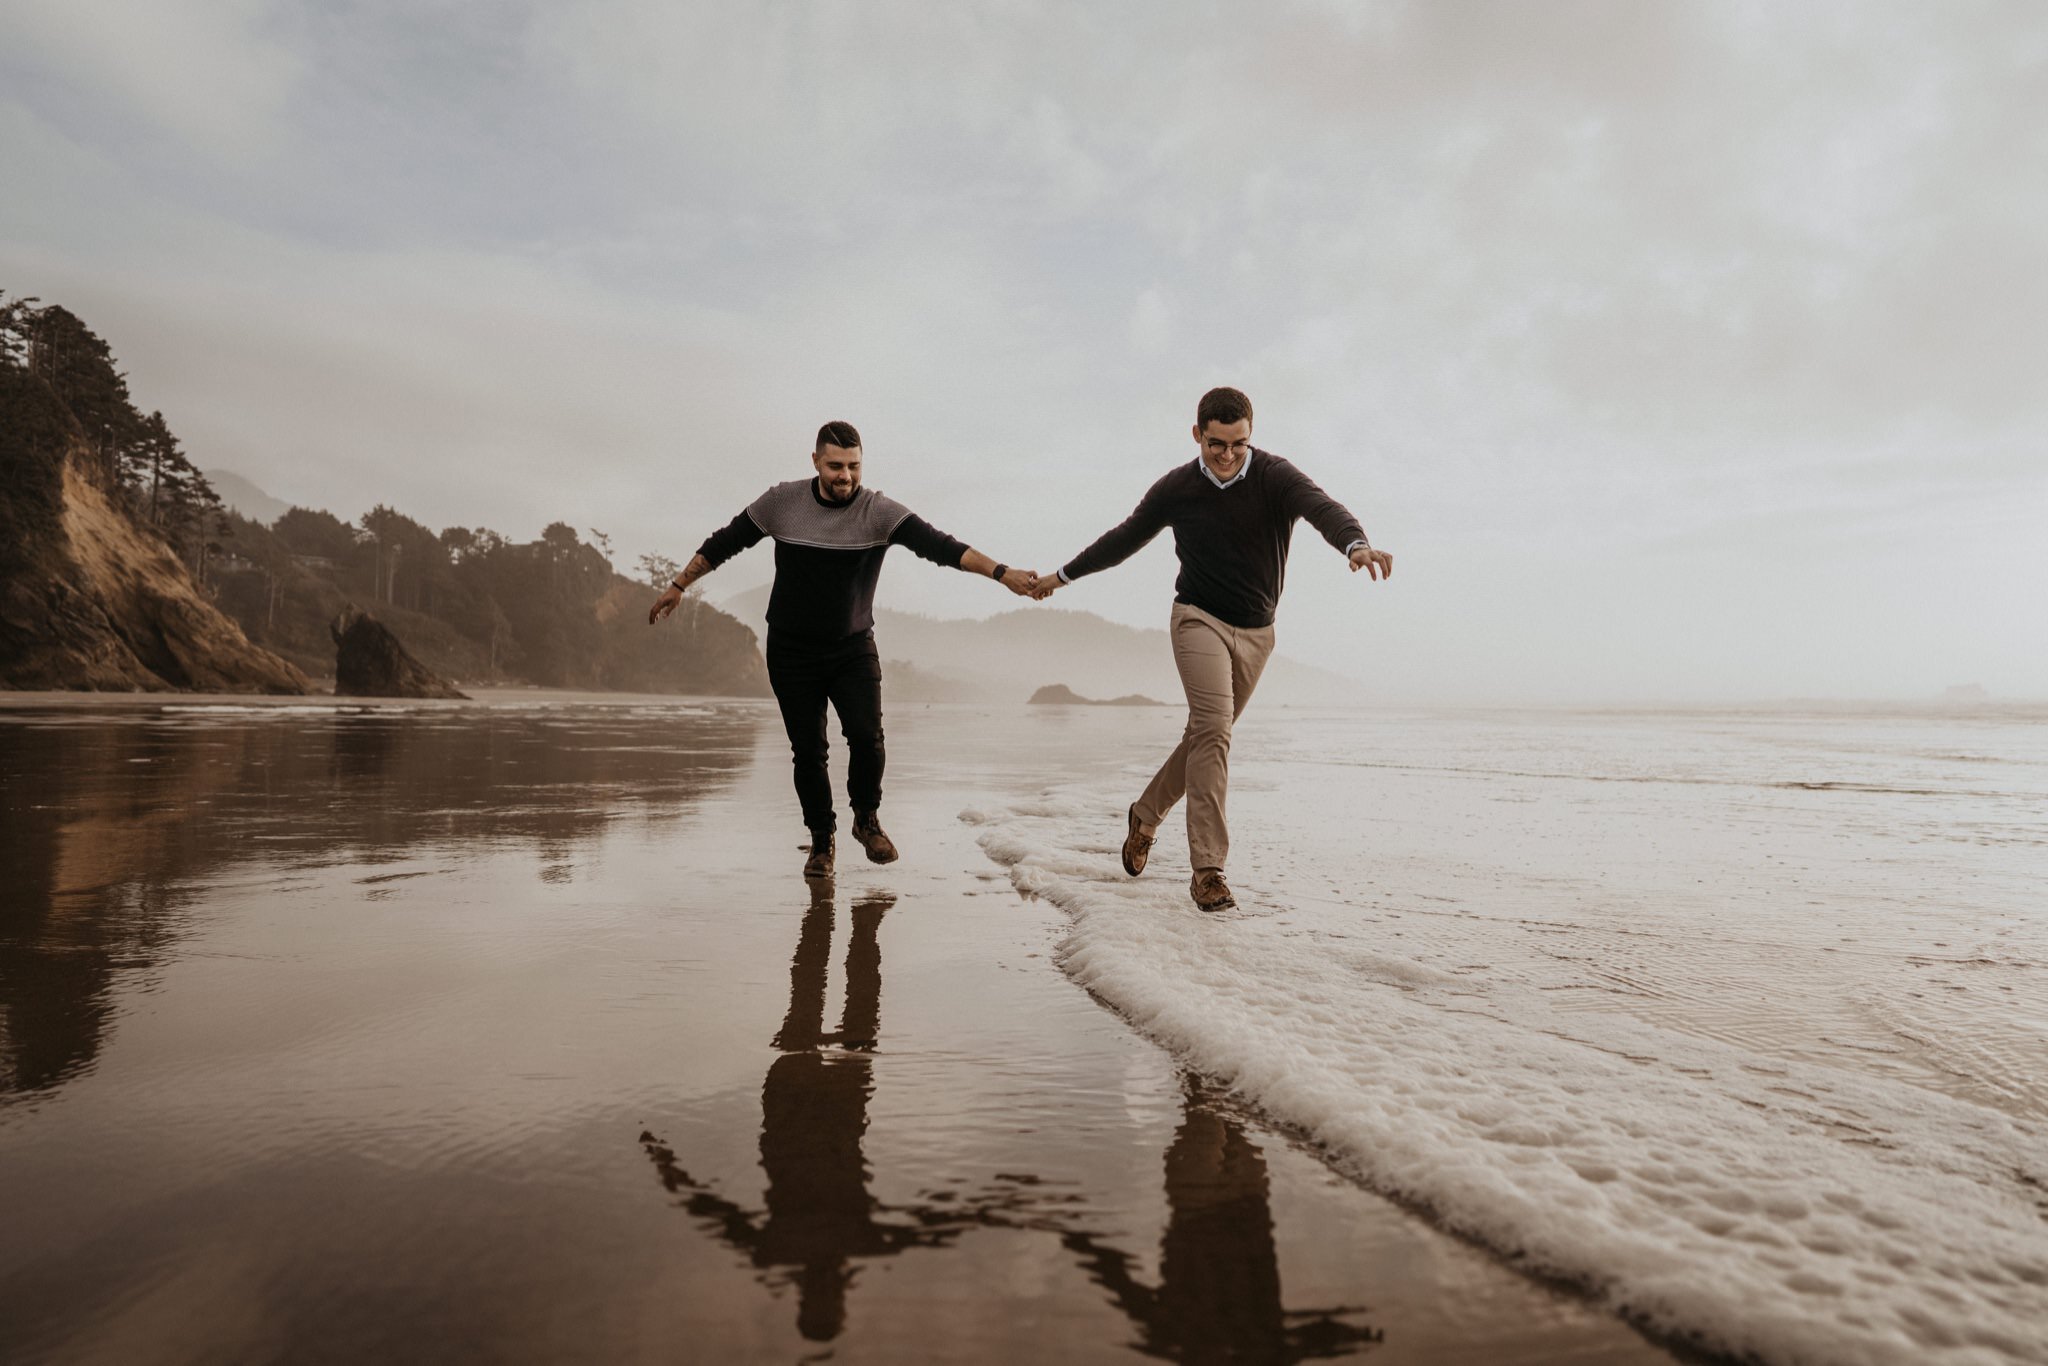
[973, 702, 2048, 1365]
[0, 697, 1679, 1365]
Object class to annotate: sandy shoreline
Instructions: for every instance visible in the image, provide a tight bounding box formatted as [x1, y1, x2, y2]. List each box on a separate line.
[0, 696, 1699, 1363]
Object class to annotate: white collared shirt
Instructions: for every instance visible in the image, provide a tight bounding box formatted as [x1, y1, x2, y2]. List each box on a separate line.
[1194, 448, 1363, 553]
[1196, 447, 1254, 490]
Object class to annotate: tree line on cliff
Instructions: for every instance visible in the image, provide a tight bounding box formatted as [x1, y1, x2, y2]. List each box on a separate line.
[1, 293, 233, 583]
[214, 502, 767, 693]
[1, 290, 766, 695]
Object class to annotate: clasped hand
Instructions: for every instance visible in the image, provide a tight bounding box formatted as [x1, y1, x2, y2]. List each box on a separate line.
[998, 568, 1061, 600]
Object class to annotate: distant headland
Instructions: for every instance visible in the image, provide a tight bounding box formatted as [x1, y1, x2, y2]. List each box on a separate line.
[1028, 683, 1166, 707]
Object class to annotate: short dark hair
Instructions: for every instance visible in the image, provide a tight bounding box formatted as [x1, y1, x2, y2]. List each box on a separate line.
[815, 420, 862, 452]
[1196, 387, 1253, 430]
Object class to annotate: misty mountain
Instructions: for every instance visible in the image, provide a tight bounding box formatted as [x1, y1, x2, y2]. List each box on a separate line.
[718, 585, 1364, 706]
[206, 468, 292, 526]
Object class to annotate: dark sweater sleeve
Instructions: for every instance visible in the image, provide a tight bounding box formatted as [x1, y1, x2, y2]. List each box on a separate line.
[888, 512, 970, 568]
[1275, 461, 1366, 553]
[696, 509, 766, 568]
[1059, 480, 1170, 581]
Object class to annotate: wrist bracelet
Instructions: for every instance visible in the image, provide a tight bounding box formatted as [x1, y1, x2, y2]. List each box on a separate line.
[991, 563, 1008, 581]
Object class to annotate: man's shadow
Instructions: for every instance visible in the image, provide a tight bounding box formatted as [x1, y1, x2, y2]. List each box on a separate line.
[641, 881, 1382, 1358]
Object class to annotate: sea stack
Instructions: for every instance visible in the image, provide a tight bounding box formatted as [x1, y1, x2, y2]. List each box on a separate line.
[330, 604, 467, 699]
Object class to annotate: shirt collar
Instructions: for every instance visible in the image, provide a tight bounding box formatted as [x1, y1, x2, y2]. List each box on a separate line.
[1195, 445, 1255, 490]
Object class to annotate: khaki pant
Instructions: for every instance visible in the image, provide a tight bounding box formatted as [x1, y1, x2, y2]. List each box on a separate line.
[1133, 602, 1276, 872]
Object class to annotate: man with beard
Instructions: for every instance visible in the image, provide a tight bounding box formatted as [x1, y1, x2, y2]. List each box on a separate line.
[651, 421, 1037, 878]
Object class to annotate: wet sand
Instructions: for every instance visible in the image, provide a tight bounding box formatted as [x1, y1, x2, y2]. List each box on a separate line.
[0, 694, 1686, 1364]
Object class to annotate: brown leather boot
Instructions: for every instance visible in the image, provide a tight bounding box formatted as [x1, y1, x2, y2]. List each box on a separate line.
[1120, 804, 1154, 877]
[1190, 868, 1235, 913]
[803, 832, 835, 879]
[851, 811, 899, 864]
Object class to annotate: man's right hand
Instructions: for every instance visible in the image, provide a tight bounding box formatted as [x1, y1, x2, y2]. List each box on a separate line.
[1030, 574, 1062, 601]
[999, 566, 1040, 597]
[649, 585, 683, 624]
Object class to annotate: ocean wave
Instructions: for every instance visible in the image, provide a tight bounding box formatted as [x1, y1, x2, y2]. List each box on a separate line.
[1290, 756, 2038, 802]
[967, 795, 2048, 1366]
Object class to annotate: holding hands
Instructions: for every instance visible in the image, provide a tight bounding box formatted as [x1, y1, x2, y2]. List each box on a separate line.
[998, 566, 1039, 597]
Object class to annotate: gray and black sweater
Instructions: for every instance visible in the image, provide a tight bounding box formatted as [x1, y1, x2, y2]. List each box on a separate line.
[1058, 450, 1366, 630]
[697, 478, 970, 643]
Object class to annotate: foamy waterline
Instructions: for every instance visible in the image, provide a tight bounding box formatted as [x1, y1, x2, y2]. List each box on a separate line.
[966, 795, 2048, 1366]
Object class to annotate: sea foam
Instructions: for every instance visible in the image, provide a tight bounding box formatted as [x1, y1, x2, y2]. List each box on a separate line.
[967, 794, 2048, 1366]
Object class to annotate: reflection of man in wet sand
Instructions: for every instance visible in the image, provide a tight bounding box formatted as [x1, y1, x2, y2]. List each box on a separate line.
[1032, 388, 1391, 912]
[1061, 1076, 1384, 1364]
[640, 882, 962, 1342]
[649, 422, 1037, 878]
[639, 887, 1381, 1354]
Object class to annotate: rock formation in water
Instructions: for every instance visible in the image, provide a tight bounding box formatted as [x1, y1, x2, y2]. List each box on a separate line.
[0, 368, 308, 693]
[1028, 683, 1165, 707]
[330, 604, 467, 698]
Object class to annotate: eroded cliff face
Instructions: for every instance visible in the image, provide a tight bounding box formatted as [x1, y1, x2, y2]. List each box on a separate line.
[0, 460, 308, 693]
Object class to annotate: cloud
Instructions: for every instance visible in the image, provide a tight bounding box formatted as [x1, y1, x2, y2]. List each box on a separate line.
[3, 0, 2045, 696]
[0, 0, 300, 160]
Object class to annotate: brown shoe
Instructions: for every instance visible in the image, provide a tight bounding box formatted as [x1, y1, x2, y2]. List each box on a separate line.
[803, 832, 835, 879]
[1121, 805, 1154, 877]
[851, 812, 899, 864]
[1190, 868, 1235, 913]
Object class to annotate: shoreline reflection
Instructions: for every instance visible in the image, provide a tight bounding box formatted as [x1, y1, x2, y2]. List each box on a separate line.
[0, 707, 755, 1102]
[641, 881, 1384, 1360]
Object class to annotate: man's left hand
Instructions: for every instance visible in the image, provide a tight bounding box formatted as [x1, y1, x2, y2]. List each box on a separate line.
[1349, 545, 1393, 581]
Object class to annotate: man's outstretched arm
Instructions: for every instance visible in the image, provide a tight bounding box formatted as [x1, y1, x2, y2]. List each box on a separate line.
[1031, 487, 1167, 600]
[649, 510, 764, 623]
[1277, 461, 1393, 582]
[891, 514, 1038, 597]
[957, 547, 1039, 596]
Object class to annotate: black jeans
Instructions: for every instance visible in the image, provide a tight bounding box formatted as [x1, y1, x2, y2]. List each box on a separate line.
[765, 630, 884, 835]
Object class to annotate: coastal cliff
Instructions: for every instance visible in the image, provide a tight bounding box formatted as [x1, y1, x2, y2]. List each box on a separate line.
[3, 294, 772, 698]
[0, 361, 307, 693]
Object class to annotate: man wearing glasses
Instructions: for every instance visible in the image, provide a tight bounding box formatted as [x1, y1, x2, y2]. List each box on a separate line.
[1032, 388, 1392, 912]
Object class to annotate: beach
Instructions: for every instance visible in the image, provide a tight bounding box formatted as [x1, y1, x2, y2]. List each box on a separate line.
[2, 695, 2043, 1364]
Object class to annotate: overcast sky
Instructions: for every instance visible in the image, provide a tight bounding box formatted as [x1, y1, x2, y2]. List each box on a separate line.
[4, 1, 2043, 702]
